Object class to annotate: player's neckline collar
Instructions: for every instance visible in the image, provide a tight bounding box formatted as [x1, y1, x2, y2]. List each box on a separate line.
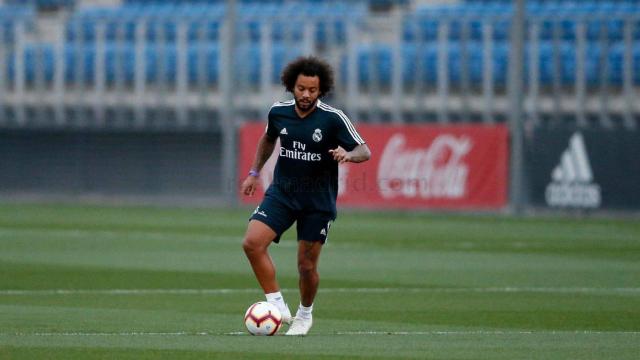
[294, 103, 318, 119]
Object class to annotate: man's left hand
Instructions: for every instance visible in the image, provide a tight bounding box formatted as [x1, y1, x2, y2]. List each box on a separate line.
[329, 146, 350, 163]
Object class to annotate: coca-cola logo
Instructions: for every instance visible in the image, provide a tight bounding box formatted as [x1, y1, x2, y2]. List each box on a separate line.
[378, 133, 471, 199]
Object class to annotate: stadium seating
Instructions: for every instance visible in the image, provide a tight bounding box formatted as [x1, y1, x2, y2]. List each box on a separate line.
[353, 39, 639, 88]
[55, 2, 361, 87]
[65, 4, 226, 43]
[354, 42, 510, 87]
[60, 42, 219, 85]
[392, 0, 640, 87]
[9, 41, 304, 87]
[4, 0, 74, 9]
[608, 42, 640, 85]
[0, 5, 35, 44]
[4, 1, 640, 88]
[65, 3, 362, 44]
[121, 0, 409, 7]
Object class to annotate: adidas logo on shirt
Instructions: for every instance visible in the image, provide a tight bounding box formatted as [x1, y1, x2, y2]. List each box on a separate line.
[320, 228, 327, 236]
[280, 128, 288, 135]
[545, 132, 601, 208]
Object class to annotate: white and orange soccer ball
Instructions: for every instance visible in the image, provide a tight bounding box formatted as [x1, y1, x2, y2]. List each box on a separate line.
[244, 301, 283, 336]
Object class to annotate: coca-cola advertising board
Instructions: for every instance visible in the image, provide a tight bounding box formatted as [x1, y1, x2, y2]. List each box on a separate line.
[239, 124, 508, 210]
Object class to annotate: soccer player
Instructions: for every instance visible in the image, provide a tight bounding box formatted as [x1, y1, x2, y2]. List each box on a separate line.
[241, 56, 371, 336]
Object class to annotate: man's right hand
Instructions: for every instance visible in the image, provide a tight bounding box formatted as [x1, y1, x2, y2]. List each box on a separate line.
[241, 175, 260, 196]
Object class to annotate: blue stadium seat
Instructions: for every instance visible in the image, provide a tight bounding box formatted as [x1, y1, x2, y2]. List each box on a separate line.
[233, 44, 259, 83]
[64, 44, 96, 84]
[187, 43, 219, 85]
[0, 5, 35, 44]
[608, 42, 640, 85]
[4, 0, 74, 9]
[143, 44, 177, 83]
[104, 43, 136, 84]
[400, 43, 437, 85]
[355, 44, 393, 86]
[6, 43, 55, 84]
[187, 20, 221, 43]
[402, 16, 438, 42]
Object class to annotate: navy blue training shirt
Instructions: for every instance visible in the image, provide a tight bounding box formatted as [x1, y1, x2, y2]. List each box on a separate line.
[264, 99, 366, 216]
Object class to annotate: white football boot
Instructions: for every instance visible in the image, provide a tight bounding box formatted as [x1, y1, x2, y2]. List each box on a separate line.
[285, 316, 313, 336]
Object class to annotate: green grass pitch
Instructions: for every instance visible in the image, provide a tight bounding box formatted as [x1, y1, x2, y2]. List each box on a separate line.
[0, 202, 638, 359]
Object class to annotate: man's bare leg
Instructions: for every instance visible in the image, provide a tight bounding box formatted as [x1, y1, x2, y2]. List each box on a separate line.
[242, 220, 279, 293]
[242, 220, 291, 323]
[286, 239, 322, 336]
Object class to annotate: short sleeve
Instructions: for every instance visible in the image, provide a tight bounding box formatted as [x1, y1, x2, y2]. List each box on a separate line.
[334, 111, 365, 151]
[265, 108, 279, 139]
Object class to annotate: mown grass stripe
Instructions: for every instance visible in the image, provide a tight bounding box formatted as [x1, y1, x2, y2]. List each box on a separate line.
[2, 330, 639, 337]
[1, 287, 639, 296]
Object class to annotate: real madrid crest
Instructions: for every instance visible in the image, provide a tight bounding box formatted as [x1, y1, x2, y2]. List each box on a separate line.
[312, 128, 322, 142]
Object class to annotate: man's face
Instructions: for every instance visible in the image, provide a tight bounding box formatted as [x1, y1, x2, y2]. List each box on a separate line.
[293, 75, 320, 112]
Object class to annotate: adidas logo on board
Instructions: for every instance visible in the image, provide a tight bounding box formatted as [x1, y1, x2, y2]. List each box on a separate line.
[545, 132, 601, 208]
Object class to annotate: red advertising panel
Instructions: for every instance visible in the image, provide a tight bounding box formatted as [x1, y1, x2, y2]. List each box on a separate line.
[239, 123, 508, 210]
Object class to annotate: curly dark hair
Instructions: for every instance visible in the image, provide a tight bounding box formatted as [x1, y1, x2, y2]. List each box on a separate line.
[281, 56, 334, 97]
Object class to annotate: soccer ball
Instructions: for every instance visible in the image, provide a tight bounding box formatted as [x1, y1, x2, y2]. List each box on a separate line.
[244, 301, 283, 336]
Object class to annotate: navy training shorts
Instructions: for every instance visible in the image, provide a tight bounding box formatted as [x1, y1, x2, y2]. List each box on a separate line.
[249, 193, 334, 244]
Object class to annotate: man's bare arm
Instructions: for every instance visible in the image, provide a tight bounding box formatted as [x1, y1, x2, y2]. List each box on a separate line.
[241, 133, 276, 196]
[250, 133, 277, 172]
[328, 144, 371, 164]
[347, 144, 371, 163]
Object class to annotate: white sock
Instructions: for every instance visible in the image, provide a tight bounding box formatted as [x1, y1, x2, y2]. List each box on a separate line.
[297, 303, 313, 320]
[265, 291, 287, 311]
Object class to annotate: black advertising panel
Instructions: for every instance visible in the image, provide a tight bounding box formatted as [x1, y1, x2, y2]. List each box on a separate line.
[526, 129, 640, 210]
